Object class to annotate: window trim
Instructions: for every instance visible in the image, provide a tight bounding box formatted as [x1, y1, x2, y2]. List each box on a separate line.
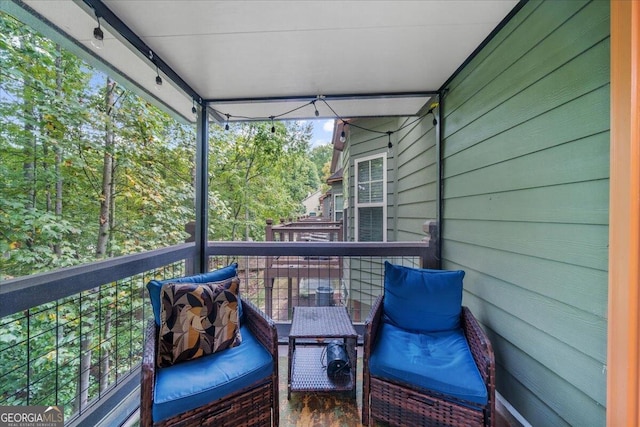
[333, 192, 344, 222]
[354, 153, 387, 242]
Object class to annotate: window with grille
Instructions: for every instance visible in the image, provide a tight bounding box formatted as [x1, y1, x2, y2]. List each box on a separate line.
[334, 193, 344, 222]
[354, 154, 386, 242]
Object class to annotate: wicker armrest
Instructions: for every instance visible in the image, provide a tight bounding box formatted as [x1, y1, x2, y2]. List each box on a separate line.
[461, 307, 494, 384]
[364, 294, 384, 355]
[140, 320, 157, 427]
[461, 306, 496, 424]
[242, 299, 278, 359]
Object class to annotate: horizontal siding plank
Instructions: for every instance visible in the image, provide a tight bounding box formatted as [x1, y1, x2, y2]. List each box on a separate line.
[444, 180, 609, 225]
[396, 203, 436, 220]
[445, 0, 607, 136]
[463, 293, 606, 409]
[397, 178, 437, 197]
[486, 327, 606, 427]
[443, 38, 609, 157]
[444, 132, 609, 198]
[495, 362, 571, 427]
[443, 219, 608, 271]
[444, 85, 609, 178]
[399, 146, 436, 176]
[397, 167, 437, 194]
[456, 266, 607, 363]
[393, 217, 433, 238]
[446, 240, 607, 317]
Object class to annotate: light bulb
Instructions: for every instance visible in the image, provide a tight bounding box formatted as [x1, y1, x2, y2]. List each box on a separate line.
[340, 130, 346, 143]
[155, 74, 162, 90]
[91, 26, 104, 49]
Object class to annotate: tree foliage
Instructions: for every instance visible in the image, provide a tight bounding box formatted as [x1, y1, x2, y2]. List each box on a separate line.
[0, 12, 320, 279]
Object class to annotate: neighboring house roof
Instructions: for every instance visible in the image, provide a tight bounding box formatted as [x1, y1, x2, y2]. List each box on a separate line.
[327, 168, 343, 184]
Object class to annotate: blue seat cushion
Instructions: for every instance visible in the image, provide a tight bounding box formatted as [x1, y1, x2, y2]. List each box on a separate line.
[383, 261, 464, 332]
[152, 325, 273, 423]
[147, 263, 239, 326]
[369, 322, 488, 406]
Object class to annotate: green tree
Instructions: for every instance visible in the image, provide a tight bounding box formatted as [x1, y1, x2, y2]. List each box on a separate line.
[208, 120, 316, 241]
[309, 142, 332, 182]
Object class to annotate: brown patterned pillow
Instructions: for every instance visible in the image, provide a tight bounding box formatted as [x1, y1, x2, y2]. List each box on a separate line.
[157, 277, 242, 367]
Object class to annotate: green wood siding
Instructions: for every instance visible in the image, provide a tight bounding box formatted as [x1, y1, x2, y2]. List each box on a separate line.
[441, 1, 609, 425]
[343, 115, 437, 309]
[345, 116, 438, 242]
[394, 115, 438, 241]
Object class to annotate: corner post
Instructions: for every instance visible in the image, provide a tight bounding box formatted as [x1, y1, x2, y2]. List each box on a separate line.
[194, 102, 209, 273]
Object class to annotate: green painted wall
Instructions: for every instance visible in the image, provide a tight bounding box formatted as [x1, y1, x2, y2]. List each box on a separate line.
[342, 115, 438, 318]
[344, 115, 438, 242]
[441, 1, 609, 425]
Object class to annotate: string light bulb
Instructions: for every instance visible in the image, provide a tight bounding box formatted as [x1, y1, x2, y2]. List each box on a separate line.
[430, 109, 438, 126]
[155, 66, 162, 89]
[387, 131, 393, 150]
[91, 11, 104, 49]
[340, 121, 347, 143]
[191, 99, 197, 115]
[313, 100, 319, 117]
[270, 116, 276, 133]
[225, 114, 230, 131]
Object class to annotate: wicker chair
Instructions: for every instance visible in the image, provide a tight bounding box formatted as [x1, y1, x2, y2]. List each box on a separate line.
[362, 265, 495, 427]
[140, 298, 279, 427]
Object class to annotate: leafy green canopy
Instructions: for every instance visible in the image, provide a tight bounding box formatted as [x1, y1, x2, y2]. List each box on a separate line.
[0, 11, 321, 280]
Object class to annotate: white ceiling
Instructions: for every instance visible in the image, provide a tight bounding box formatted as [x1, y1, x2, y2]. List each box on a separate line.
[16, 0, 519, 123]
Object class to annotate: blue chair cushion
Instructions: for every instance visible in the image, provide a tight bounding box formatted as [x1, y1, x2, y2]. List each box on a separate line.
[152, 324, 273, 423]
[369, 322, 488, 406]
[383, 261, 464, 332]
[147, 263, 239, 326]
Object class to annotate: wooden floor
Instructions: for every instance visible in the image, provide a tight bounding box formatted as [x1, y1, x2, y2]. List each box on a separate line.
[278, 345, 513, 427]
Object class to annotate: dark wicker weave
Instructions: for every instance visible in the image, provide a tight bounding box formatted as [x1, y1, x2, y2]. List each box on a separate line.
[362, 295, 495, 427]
[140, 299, 279, 427]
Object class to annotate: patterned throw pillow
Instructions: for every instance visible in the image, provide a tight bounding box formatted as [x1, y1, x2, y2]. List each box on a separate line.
[157, 277, 242, 367]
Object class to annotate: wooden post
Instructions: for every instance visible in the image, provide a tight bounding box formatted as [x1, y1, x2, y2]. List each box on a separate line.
[608, 2, 640, 425]
[422, 220, 439, 269]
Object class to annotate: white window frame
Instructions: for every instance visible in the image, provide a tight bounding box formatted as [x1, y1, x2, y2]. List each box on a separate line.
[354, 153, 387, 242]
[333, 192, 344, 222]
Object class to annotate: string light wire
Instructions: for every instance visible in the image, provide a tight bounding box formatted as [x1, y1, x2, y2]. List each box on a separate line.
[210, 97, 437, 141]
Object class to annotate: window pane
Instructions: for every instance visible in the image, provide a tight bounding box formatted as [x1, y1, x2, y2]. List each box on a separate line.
[358, 207, 383, 242]
[370, 157, 384, 180]
[358, 183, 370, 204]
[370, 181, 384, 202]
[357, 161, 370, 182]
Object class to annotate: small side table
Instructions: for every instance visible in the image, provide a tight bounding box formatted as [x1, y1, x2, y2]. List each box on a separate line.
[288, 306, 358, 399]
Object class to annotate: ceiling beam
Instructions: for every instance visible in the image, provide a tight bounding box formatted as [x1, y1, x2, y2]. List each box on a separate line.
[206, 91, 438, 105]
[81, 0, 203, 106]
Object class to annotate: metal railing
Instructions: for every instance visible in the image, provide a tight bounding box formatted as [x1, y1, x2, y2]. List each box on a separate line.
[0, 240, 433, 425]
[0, 244, 196, 426]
